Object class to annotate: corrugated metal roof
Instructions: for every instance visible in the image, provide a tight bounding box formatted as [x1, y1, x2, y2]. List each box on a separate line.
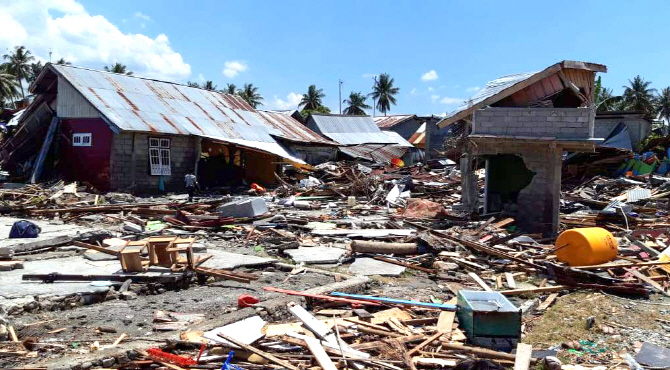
[256, 110, 338, 145]
[48, 64, 304, 163]
[374, 115, 414, 128]
[381, 130, 414, 148]
[339, 144, 409, 164]
[442, 72, 536, 123]
[307, 114, 399, 145]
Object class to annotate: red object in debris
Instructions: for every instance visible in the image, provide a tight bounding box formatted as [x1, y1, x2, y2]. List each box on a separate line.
[238, 294, 260, 308]
[251, 183, 266, 193]
[146, 348, 197, 366]
[400, 198, 448, 219]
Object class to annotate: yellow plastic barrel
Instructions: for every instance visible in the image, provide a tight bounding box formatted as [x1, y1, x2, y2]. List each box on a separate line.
[554, 227, 618, 266]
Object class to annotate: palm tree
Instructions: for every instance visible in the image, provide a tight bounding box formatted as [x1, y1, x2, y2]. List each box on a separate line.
[224, 83, 237, 94]
[370, 73, 399, 115]
[299, 85, 325, 110]
[202, 80, 217, 91]
[104, 63, 133, 76]
[55, 58, 71, 65]
[657, 87, 670, 126]
[0, 66, 19, 108]
[187, 81, 201, 88]
[343, 92, 371, 115]
[622, 75, 656, 116]
[3, 46, 34, 100]
[239, 83, 263, 108]
[593, 76, 621, 112]
[26, 61, 44, 85]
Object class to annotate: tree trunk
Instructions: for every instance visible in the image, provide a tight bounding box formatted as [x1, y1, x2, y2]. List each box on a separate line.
[17, 73, 25, 100]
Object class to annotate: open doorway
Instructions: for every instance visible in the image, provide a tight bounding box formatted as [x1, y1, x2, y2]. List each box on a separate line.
[484, 154, 535, 214]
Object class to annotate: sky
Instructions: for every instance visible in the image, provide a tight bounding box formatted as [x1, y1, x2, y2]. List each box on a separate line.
[2, 0, 670, 116]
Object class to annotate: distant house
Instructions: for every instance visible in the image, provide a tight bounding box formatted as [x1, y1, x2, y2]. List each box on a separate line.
[304, 114, 419, 165]
[374, 114, 453, 159]
[594, 111, 652, 149]
[0, 64, 328, 192]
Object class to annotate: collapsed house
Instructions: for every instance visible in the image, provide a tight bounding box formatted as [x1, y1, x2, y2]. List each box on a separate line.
[374, 114, 453, 159]
[305, 113, 420, 165]
[439, 60, 608, 235]
[0, 64, 324, 192]
[594, 110, 652, 149]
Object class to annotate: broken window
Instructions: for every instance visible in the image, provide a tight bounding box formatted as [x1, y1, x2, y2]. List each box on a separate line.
[72, 133, 92, 147]
[149, 137, 171, 176]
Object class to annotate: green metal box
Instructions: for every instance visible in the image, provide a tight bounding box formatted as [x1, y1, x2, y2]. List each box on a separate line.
[456, 290, 521, 351]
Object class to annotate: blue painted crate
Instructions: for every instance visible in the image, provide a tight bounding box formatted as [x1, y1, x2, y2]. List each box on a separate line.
[456, 290, 521, 352]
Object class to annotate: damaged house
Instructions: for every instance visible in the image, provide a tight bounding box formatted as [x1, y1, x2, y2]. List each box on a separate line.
[0, 64, 318, 192]
[439, 60, 607, 235]
[374, 115, 453, 159]
[305, 113, 420, 165]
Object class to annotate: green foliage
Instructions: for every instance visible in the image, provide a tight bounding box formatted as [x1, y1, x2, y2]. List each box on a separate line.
[300, 105, 331, 118]
[622, 75, 656, 117]
[224, 83, 238, 94]
[593, 76, 621, 111]
[343, 91, 371, 115]
[370, 73, 399, 115]
[104, 62, 133, 76]
[239, 83, 263, 108]
[3, 45, 34, 99]
[299, 85, 325, 110]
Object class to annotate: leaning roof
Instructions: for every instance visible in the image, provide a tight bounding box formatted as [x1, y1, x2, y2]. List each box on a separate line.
[438, 60, 607, 128]
[256, 110, 338, 145]
[373, 115, 415, 128]
[306, 114, 399, 145]
[37, 64, 304, 162]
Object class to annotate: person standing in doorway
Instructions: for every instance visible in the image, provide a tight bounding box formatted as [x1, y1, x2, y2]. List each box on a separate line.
[185, 172, 198, 202]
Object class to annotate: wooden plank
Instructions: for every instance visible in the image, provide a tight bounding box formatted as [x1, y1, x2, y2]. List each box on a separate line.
[436, 309, 456, 335]
[217, 333, 300, 370]
[536, 293, 559, 312]
[72, 241, 119, 256]
[514, 343, 533, 370]
[468, 272, 492, 292]
[8, 326, 18, 342]
[303, 336, 338, 370]
[504, 272, 517, 289]
[407, 331, 442, 357]
[500, 286, 565, 296]
[575, 261, 670, 270]
[627, 268, 670, 297]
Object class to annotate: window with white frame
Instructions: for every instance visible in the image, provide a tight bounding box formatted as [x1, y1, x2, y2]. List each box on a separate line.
[72, 133, 92, 147]
[149, 137, 171, 176]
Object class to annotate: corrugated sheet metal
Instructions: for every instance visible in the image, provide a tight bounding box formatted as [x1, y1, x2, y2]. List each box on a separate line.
[374, 115, 414, 128]
[256, 110, 338, 145]
[339, 144, 409, 164]
[443, 72, 536, 123]
[49, 65, 304, 163]
[381, 130, 414, 148]
[308, 114, 399, 145]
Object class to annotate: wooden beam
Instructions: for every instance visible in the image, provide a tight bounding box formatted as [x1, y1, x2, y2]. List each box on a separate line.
[627, 268, 670, 297]
[468, 272, 492, 292]
[504, 272, 517, 289]
[514, 343, 533, 370]
[217, 333, 300, 370]
[536, 293, 559, 312]
[500, 286, 565, 296]
[304, 336, 337, 370]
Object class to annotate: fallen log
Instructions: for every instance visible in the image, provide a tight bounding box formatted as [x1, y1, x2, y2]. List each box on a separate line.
[351, 240, 418, 255]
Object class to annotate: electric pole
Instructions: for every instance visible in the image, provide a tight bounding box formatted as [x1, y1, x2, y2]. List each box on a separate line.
[372, 75, 377, 118]
[338, 79, 343, 114]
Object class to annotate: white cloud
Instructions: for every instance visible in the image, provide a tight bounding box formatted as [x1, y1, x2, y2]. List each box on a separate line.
[0, 0, 190, 81]
[466, 86, 481, 93]
[222, 60, 248, 78]
[197, 73, 205, 82]
[362, 73, 376, 79]
[430, 94, 440, 103]
[410, 88, 417, 95]
[440, 97, 464, 105]
[428, 87, 434, 91]
[421, 70, 438, 81]
[271, 92, 302, 110]
[133, 11, 151, 22]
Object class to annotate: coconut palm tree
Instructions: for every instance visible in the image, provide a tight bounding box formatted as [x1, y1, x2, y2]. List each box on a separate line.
[622, 76, 656, 116]
[593, 76, 621, 111]
[202, 80, 217, 91]
[370, 73, 399, 116]
[55, 58, 71, 65]
[3, 46, 34, 100]
[299, 85, 325, 110]
[0, 66, 19, 108]
[26, 61, 44, 85]
[187, 81, 201, 88]
[104, 63, 133, 76]
[239, 83, 263, 108]
[343, 92, 371, 115]
[657, 87, 670, 126]
[225, 84, 237, 94]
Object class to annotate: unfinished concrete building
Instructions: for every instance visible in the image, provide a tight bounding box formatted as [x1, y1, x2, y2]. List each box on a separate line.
[439, 60, 607, 235]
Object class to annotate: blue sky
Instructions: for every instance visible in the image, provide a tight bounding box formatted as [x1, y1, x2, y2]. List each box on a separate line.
[3, 0, 670, 115]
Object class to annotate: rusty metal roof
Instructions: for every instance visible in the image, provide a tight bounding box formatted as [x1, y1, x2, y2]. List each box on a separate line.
[373, 115, 414, 128]
[256, 110, 338, 146]
[45, 64, 304, 163]
[339, 144, 409, 164]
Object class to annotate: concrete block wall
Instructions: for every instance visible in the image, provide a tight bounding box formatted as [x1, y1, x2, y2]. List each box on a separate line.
[110, 132, 197, 193]
[474, 107, 592, 139]
[473, 139, 561, 235]
[594, 117, 650, 148]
